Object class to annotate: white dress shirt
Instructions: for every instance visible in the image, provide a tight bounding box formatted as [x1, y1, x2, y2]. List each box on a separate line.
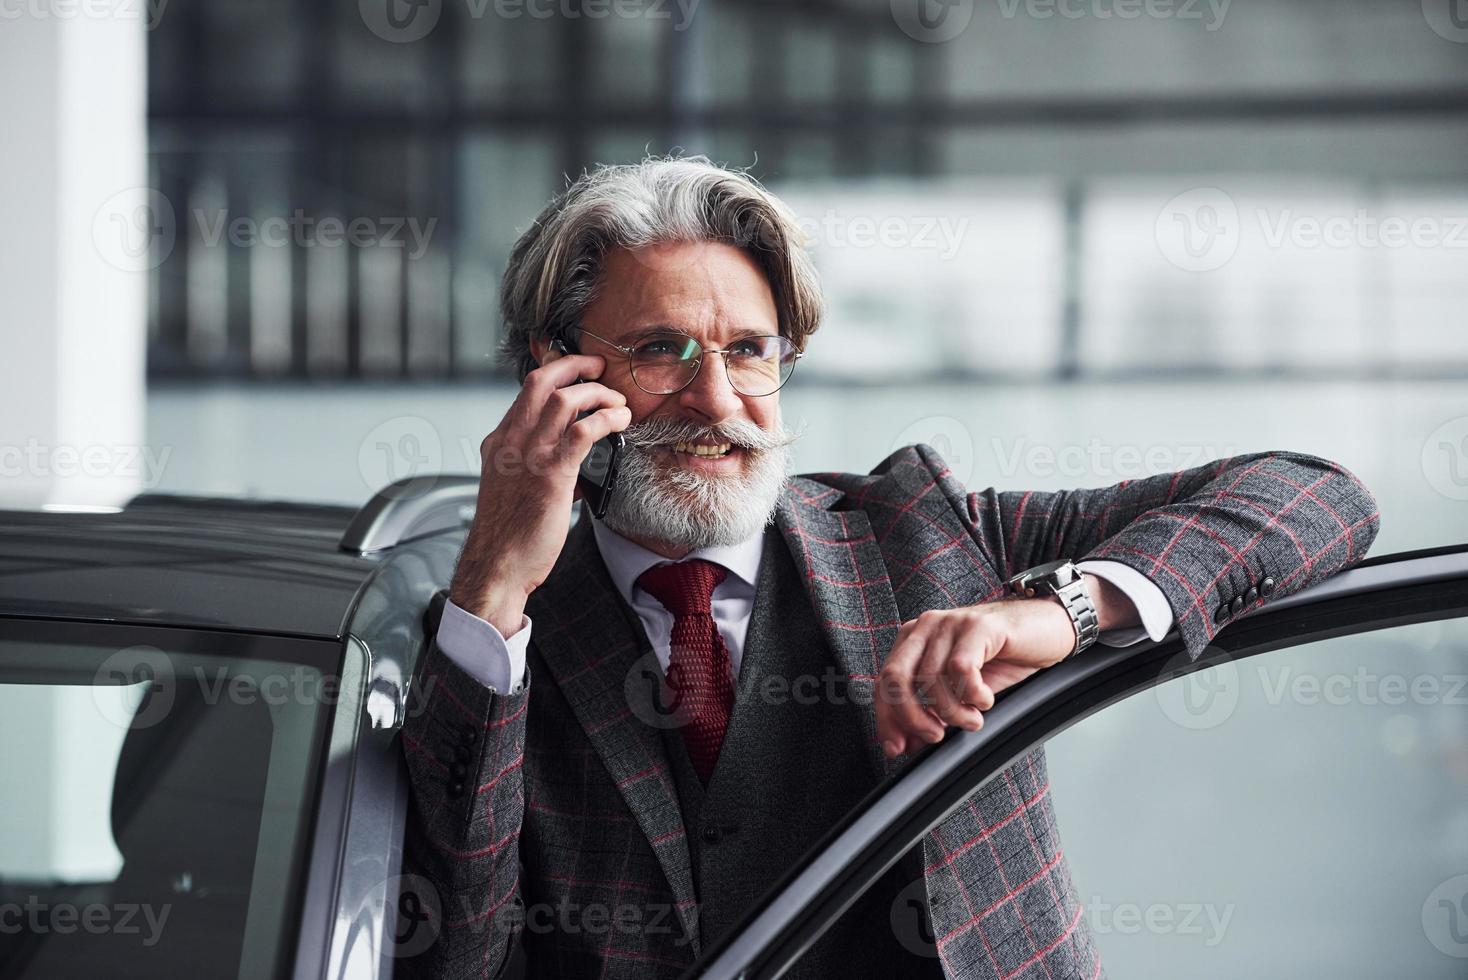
[435, 519, 1175, 694]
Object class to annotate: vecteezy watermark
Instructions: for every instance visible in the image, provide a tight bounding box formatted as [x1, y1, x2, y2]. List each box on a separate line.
[1156, 187, 1468, 272]
[1156, 648, 1468, 731]
[0, 898, 171, 947]
[192, 210, 438, 260]
[91, 188, 439, 273]
[92, 645, 343, 730]
[989, 437, 1241, 481]
[0, 0, 169, 29]
[892, 0, 1229, 42]
[360, 0, 700, 43]
[1255, 665, 1468, 709]
[1086, 896, 1234, 946]
[1421, 0, 1468, 43]
[794, 210, 971, 262]
[624, 651, 871, 730]
[0, 440, 172, 488]
[1422, 416, 1468, 502]
[995, 0, 1230, 30]
[1423, 874, 1468, 958]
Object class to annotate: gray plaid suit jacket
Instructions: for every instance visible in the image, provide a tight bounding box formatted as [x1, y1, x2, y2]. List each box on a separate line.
[399, 443, 1380, 979]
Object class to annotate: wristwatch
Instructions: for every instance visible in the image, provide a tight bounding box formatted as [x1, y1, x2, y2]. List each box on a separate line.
[1007, 559, 1100, 659]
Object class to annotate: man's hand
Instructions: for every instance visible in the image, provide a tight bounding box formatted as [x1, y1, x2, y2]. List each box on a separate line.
[875, 574, 1134, 758]
[448, 350, 631, 638]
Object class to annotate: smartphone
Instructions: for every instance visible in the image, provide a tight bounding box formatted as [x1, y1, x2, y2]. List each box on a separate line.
[551, 338, 624, 519]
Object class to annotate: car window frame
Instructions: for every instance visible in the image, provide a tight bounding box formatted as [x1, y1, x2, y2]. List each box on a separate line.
[0, 615, 346, 980]
[680, 548, 1468, 980]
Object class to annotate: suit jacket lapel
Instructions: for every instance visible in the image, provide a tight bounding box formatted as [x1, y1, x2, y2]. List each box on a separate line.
[774, 478, 906, 780]
[524, 507, 702, 954]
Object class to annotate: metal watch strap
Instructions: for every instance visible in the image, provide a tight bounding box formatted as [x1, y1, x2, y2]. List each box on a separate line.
[1052, 577, 1101, 659]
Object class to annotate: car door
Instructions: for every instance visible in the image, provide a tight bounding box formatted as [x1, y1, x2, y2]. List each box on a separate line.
[680, 546, 1468, 979]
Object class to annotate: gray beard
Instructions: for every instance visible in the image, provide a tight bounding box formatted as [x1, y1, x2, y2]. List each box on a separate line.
[597, 423, 794, 553]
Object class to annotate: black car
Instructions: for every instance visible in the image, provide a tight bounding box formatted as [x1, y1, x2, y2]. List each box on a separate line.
[1, 480, 1464, 978]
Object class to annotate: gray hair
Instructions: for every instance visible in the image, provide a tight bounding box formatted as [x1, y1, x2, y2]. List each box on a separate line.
[497, 155, 823, 380]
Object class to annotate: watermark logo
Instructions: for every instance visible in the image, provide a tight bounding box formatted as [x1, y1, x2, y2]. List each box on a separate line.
[360, 0, 441, 41]
[93, 645, 176, 730]
[890, 0, 973, 43]
[1422, 0, 1468, 42]
[93, 187, 176, 273]
[1422, 874, 1468, 958]
[385, 874, 444, 958]
[893, 417, 976, 488]
[1422, 416, 1468, 501]
[1155, 187, 1240, 273]
[358, 415, 445, 498]
[624, 650, 693, 730]
[889, 877, 941, 957]
[1155, 648, 1239, 730]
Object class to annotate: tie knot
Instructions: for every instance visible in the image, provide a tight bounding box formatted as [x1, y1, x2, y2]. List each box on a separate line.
[635, 559, 728, 618]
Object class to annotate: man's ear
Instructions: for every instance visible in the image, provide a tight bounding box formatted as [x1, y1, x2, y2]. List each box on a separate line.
[529, 335, 560, 368]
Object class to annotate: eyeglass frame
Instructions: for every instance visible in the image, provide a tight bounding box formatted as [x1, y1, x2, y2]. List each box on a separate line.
[570, 325, 804, 397]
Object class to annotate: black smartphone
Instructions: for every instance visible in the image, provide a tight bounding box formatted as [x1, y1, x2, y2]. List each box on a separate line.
[551, 337, 624, 519]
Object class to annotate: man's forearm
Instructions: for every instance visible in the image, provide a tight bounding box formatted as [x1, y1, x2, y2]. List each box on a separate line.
[1082, 572, 1140, 633]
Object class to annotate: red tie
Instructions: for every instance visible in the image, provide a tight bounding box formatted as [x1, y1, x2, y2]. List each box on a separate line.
[635, 559, 734, 783]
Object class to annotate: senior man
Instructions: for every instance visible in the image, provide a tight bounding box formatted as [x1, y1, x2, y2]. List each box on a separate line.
[399, 157, 1379, 979]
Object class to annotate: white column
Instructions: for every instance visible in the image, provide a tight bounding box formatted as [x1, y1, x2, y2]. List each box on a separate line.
[0, 1, 149, 509]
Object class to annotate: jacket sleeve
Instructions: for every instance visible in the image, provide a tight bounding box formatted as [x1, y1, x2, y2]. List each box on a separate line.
[397, 638, 531, 979]
[956, 447, 1381, 658]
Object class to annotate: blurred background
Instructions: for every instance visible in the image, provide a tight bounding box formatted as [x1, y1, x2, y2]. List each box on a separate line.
[3, 0, 1468, 976]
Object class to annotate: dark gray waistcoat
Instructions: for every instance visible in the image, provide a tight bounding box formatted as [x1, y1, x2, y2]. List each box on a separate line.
[659, 523, 945, 978]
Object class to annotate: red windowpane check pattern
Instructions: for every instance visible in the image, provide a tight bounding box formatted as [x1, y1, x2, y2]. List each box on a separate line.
[636, 559, 734, 783]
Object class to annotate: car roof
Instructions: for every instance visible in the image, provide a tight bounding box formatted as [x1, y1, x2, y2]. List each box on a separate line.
[0, 493, 382, 639]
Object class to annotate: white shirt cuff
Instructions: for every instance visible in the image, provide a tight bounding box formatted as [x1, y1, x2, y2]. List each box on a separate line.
[435, 598, 531, 695]
[1076, 559, 1174, 648]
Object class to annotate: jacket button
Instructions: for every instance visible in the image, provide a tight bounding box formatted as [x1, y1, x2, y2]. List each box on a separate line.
[703, 827, 720, 844]
[1229, 595, 1245, 615]
[447, 781, 465, 798]
[455, 745, 472, 763]
[1245, 586, 1258, 604]
[451, 763, 468, 779]
[1214, 603, 1230, 624]
[1260, 576, 1276, 597]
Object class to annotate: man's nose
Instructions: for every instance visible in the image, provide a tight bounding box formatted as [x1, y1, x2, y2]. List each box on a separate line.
[675, 351, 744, 424]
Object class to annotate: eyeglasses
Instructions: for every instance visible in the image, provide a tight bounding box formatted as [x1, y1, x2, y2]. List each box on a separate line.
[573, 326, 802, 397]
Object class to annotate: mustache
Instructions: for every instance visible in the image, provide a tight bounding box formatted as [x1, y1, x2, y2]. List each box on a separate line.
[619, 415, 802, 454]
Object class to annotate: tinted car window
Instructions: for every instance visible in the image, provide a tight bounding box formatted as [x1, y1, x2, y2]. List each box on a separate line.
[1048, 616, 1468, 979]
[0, 622, 338, 979]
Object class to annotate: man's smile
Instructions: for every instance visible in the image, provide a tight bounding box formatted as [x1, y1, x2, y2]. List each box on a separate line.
[661, 441, 745, 473]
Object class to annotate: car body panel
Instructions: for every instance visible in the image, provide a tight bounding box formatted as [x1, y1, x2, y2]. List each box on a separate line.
[0, 496, 378, 638]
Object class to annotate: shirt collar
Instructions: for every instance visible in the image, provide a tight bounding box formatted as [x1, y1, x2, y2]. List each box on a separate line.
[590, 515, 765, 607]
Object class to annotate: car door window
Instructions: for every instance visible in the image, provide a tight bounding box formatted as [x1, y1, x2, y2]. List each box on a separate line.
[1048, 615, 1468, 979]
[0, 621, 338, 980]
